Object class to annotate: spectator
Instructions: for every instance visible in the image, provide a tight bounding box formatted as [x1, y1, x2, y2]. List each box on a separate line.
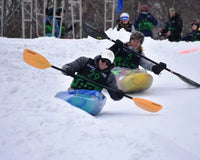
[45, 7, 73, 38]
[134, 5, 158, 38]
[181, 20, 200, 42]
[45, 7, 62, 37]
[159, 8, 183, 42]
[115, 12, 136, 33]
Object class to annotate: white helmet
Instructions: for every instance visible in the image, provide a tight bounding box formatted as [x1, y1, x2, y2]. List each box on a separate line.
[100, 50, 115, 64]
[120, 12, 129, 18]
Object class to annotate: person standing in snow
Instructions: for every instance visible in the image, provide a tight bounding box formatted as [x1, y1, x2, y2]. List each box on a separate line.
[134, 5, 158, 38]
[115, 12, 136, 33]
[45, 7, 62, 37]
[109, 31, 166, 75]
[61, 50, 125, 101]
[158, 8, 183, 42]
[45, 7, 73, 38]
[181, 20, 200, 42]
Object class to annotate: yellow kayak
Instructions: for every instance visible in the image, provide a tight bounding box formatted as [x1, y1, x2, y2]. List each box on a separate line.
[112, 67, 153, 93]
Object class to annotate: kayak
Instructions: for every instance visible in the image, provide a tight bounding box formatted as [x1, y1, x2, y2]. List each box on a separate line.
[55, 89, 106, 115]
[112, 67, 153, 93]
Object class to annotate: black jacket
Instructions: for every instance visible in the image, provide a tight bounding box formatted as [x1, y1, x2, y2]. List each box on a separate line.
[116, 22, 135, 33]
[109, 43, 154, 71]
[182, 30, 200, 42]
[162, 14, 183, 42]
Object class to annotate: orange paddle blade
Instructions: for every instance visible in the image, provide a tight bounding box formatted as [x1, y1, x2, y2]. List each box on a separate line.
[23, 49, 51, 69]
[132, 97, 163, 112]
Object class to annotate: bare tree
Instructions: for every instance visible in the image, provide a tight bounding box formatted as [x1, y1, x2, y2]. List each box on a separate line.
[1, 0, 200, 38]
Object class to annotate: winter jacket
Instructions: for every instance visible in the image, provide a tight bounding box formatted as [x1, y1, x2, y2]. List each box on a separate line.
[115, 22, 136, 33]
[162, 14, 183, 42]
[62, 56, 122, 101]
[134, 12, 158, 37]
[45, 16, 60, 37]
[181, 30, 200, 42]
[109, 43, 154, 71]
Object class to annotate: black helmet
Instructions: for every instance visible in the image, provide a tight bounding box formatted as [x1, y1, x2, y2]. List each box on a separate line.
[47, 7, 54, 16]
[129, 31, 144, 44]
[56, 8, 65, 16]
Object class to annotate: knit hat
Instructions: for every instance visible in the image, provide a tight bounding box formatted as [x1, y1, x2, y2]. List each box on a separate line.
[129, 31, 145, 45]
[169, 8, 175, 14]
[140, 5, 149, 13]
[56, 8, 65, 16]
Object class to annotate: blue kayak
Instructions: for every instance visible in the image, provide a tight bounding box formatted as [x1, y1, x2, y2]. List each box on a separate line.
[55, 89, 106, 115]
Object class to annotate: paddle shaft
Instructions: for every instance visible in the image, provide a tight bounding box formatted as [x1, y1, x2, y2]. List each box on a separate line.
[107, 38, 200, 87]
[82, 22, 200, 87]
[51, 65, 132, 100]
[23, 48, 163, 112]
[109, 39, 184, 73]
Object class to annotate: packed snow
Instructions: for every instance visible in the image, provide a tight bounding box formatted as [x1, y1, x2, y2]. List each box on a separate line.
[0, 28, 200, 160]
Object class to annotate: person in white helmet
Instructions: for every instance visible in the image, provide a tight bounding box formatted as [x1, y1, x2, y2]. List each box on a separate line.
[62, 49, 125, 100]
[115, 12, 136, 33]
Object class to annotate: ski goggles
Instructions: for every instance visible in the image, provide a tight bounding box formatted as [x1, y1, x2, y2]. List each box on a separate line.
[100, 58, 111, 66]
[121, 17, 129, 21]
[191, 20, 198, 25]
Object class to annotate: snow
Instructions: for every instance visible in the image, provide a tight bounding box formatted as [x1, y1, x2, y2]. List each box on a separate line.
[0, 29, 200, 160]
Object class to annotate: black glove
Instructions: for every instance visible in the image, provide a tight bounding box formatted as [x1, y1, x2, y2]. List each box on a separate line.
[62, 65, 75, 76]
[115, 89, 125, 100]
[152, 62, 166, 75]
[115, 39, 124, 48]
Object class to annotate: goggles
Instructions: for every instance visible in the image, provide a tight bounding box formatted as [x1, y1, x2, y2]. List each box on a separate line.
[100, 58, 111, 66]
[121, 17, 129, 21]
[191, 21, 198, 25]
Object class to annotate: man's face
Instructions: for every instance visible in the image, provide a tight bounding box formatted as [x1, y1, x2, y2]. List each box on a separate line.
[98, 58, 111, 70]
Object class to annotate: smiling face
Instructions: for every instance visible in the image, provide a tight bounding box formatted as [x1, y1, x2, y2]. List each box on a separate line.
[192, 24, 198, 31]
[130, 39, 141, 49]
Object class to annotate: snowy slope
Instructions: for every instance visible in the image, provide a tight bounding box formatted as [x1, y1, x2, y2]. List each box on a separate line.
[0, 29, 200, 160]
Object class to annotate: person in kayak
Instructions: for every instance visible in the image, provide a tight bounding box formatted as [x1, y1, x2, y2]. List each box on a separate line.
[61, 49, 125, 101]
[109, 31, 166, 75]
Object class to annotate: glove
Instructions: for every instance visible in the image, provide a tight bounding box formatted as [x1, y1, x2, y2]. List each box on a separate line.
[62, 65, 75, 76]
[152, 62, 166, 75]
[115, 89, 125, 100]
[115, 39, 124, 48]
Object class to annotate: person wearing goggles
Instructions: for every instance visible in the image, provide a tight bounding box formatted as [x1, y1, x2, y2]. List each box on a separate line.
[181, 20, 200, 42]
[115, 12, 136, 33]
[61, 50, 125, 100]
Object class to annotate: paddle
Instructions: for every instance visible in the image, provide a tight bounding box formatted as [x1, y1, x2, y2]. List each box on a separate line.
[23, 49, 163, 113]
[83, 22, 200, 88]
